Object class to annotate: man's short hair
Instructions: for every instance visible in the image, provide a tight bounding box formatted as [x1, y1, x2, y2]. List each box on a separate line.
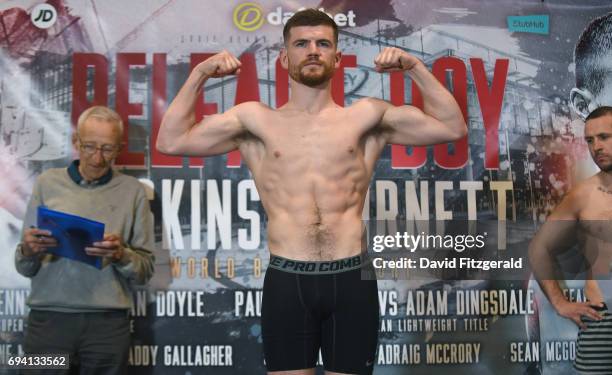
[283, 9, 338, 46]
[574, 12, 612, 96]
[586, 105, 612, 122]
[77, 106, 124, 140]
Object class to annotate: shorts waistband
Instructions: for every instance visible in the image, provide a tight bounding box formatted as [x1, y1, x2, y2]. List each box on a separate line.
[268, 253, 368, 274]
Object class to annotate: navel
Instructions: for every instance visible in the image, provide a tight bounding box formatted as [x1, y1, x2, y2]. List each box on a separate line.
[274, 151, 281, 158]
[348, 146, 354, 153]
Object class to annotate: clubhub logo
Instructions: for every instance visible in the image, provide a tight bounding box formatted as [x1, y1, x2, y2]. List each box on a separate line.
[232, 2, 356, 32]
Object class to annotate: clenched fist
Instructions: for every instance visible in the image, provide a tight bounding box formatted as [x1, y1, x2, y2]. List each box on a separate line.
[195, 50, 242, 78]
[374, 47, 421, 73]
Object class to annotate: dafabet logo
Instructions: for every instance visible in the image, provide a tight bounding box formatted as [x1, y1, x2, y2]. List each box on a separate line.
[232, 3, 357, 32]
[233, 2, 265, 32]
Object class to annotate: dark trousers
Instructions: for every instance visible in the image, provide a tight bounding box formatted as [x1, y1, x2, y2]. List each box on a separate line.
[22, 310, 130, 375]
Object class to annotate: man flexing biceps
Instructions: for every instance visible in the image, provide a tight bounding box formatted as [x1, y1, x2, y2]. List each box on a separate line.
[157, 9, 466, 375]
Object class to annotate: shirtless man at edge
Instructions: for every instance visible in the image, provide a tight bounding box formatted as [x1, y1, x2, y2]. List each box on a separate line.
[157, 9, 466, 375]
[529, 106, 612, 374]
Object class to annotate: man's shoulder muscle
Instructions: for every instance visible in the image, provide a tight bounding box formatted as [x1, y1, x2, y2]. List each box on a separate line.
[233, 101, 271, 119]
[349, 97, 389, 116]
[575, 173, 611, 216]
[551, 179, 595, 219]
[232, 101, 272, 134]
[344, 98, 390, 134]
[572, 175, 602, 197]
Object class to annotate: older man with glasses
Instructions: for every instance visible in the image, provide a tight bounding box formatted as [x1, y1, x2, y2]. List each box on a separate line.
[15, 106, 155, 374]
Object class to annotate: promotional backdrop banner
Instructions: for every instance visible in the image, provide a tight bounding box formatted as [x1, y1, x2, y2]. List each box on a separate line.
[1, 1, 611, 374]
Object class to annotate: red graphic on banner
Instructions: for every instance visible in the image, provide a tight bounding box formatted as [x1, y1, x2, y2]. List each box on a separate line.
[0, 0, 90, 66]
[471, 58, 509, 170]
[71, 53, 509, 170]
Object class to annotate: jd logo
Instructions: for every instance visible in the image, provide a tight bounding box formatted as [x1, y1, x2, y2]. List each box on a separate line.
[31, 3, 57, 29]
[233, 2, 264, 32]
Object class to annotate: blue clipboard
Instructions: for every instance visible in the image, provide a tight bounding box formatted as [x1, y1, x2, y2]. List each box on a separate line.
[36, 206, 105, 269]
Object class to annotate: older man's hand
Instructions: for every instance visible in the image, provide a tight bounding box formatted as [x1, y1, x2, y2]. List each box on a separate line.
[85, 233, 125, 262]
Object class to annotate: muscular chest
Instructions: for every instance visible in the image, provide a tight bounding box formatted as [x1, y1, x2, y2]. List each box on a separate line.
[579, 191, 612, 220]
[578, 191, 612, 242]
[262, 114, 363, 167]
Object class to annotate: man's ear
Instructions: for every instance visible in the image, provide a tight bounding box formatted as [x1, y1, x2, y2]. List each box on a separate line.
[280, 48, 288, 69]
[334, 50, 342, 69]
[71, 132, 78, 148]
[570, 87, 595, 119]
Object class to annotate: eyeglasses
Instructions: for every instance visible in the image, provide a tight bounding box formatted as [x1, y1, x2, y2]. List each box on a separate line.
[78, 138, 120, 158]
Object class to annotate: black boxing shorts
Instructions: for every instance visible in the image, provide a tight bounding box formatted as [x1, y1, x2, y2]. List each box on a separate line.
[262, 253, 379, 374]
